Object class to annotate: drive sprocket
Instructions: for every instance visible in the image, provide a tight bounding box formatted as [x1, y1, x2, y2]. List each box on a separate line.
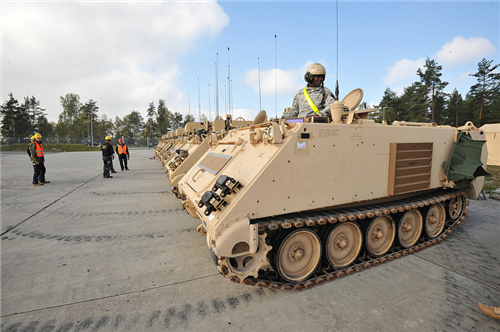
[217, 233, 272, 283]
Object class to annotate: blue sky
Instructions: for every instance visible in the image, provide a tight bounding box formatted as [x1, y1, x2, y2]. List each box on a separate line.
[2, 1, 499, 126]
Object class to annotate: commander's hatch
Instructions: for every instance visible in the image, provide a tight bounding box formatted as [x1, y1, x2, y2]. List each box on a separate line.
[340, 88, 377, 124]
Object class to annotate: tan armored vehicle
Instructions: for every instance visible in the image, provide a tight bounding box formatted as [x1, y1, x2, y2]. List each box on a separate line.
[177, 88, 488, 290]
[163, 116, 254, 197]
[160, 137, 182, 166]
[160, 123, 203, 168]
[156, 129, 186, 165]
[155, 134, 175, 162]
[166, 133, 209, 196]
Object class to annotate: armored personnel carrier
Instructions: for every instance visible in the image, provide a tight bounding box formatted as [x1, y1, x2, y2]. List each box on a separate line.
[156, 128, 186, 166]
[159, 116, 255, 197]
[177, 89, 488, 290]
[160, 123, 204, 171]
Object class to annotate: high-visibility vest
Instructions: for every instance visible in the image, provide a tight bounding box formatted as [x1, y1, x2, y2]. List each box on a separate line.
[35, 142, 44, 157]
[303, 88, 319, 114]
[117, 144, 127, 154]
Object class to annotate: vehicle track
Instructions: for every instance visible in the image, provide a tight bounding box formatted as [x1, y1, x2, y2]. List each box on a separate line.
[217, 190, 468, 291]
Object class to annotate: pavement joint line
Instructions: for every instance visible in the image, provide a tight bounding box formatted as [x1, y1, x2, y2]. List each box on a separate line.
[0, 273, 220, 318]
[0, 173, 102, 237]
[414, 253, 500, 292]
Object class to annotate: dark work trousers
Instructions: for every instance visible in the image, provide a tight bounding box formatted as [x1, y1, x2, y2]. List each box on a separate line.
[103, 157, 113, 178]
[118, 154, 128, 170]
[32, 163, 46, 184]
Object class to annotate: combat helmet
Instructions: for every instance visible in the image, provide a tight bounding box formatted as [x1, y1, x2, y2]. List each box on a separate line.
[304, 63, 326, 83]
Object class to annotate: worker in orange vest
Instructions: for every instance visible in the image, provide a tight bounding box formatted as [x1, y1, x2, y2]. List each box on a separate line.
[116, 138, 130, 171]
[29, 133, 50, 186]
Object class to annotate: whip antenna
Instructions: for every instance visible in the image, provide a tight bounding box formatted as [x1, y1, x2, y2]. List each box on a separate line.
[215, 53, 219, 118]
[335, 0, 339, 100]
[258, 57, 262, 112]
[228, 47, 231, 117]
[275, 35, 278, 118]
[198, 77, 201, 122]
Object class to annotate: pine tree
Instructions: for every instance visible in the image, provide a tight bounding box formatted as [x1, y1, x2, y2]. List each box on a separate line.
[36, 116, 55, 140]
[1, 93, 20, 142]
[170, 112, 184, 130]
[468, 58, 500, 125]
[146, 102, 156, 141]
[373, 88, 401, 123]
[416, 58, 448, 121]
[124, 111, 144, 144]
[400, 83, 427, 122]
[156, 99, 172, 134]
[444, 89, 464, 127]
[23, 96, 46, 134]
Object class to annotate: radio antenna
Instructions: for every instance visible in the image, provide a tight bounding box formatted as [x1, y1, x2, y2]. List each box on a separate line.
[274, 35, 278, 118]
[215, 53, 219, 118]
[258, 57, 262, 112]
[197, 77, 201, 122]
[335, 0, 339, 100]
[208, 84, 211, 121]
[228, 47, 231, 117]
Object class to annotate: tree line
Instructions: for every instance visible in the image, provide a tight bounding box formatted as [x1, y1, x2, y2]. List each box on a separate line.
[0, 93, 195, 145]
[2, 57, 499, 145]
[370, 58, 500, 126]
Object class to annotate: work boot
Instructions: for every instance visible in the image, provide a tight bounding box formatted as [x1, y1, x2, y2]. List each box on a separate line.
[111, 170, 117, 173]
[32, 183, 44, 186]
[105, 176, 113, 178]
[41, 181, 50, 184]
[478, 302, 500, 319]
[125, 168, 129, 170]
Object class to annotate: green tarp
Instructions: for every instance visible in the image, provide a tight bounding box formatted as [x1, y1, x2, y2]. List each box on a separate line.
[443, 132, 490, 189]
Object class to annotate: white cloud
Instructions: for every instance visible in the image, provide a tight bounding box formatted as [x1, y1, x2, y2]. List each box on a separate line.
[231, 108, 258, 122]
[2, 1, 229, 121]
[458, 70, 475, 83]
[382, 36, 496, 97]
[435, 36, 496, 67]
[243, 67, 302, 97]
[383, 58, 426, 86]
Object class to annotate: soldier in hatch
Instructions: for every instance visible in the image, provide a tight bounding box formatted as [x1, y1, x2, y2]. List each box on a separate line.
[283, 63, 337, 118]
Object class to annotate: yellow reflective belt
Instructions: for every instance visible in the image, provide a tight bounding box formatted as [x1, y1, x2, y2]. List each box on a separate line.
[303, 88, 319, 114]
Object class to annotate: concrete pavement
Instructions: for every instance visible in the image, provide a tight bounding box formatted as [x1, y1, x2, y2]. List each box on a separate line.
[1, 149, 499, 331]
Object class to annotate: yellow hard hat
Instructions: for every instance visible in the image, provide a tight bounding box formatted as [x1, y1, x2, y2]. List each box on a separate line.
[30, 136, 34, 140]
[33, 133, 42, 138]
[105, 136, 111, 140]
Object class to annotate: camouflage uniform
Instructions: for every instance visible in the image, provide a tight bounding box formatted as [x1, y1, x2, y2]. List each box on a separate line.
[283, 86, 336, 118]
